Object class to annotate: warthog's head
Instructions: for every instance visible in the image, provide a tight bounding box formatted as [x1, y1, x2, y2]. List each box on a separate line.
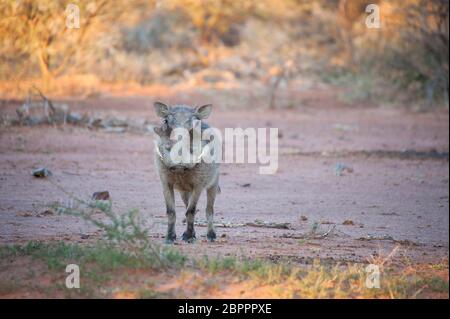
[153, 102, 213, 171]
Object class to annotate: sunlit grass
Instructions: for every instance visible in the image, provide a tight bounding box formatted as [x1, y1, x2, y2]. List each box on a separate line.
[0, 241, 447, 299]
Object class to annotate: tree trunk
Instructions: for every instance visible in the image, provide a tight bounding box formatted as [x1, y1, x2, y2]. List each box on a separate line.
[37, 48, 51, 89]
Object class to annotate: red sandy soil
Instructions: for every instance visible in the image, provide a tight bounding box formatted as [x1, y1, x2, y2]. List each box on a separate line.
[0, 88, 448, 266]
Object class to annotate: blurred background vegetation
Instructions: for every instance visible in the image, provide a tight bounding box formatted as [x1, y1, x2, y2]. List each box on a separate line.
[0, 0, 448, 108]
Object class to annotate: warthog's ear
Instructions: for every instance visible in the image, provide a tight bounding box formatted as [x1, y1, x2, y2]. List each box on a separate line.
[195, 104, 212, 119]
[154, 102, 170, 117]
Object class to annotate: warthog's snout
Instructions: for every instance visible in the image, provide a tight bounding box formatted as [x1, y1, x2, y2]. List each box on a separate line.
[169, 165, 191, 172]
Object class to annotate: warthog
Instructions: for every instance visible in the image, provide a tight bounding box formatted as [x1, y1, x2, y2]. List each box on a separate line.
[153, 102, 220, 243]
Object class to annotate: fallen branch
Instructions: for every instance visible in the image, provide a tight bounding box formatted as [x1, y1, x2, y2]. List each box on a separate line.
[280, 224, 336, 240]
[184, 219, 291, 229]
[245, 219, 291, 230]
[358, 234, 422, 246]
[191, 221, 244, 228]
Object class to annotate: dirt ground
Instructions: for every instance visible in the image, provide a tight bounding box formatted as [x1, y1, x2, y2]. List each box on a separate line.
[0, 87, 449, 267]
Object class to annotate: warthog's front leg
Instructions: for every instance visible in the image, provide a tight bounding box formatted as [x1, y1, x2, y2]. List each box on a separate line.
[162, 182, 176, 244]
[182, 188, 202, 243]
[206, 185, 218, 242]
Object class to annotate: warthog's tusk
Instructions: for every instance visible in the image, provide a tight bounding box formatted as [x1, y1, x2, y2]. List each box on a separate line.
[155, 145, 164, 159]
[197, 147, 208, 161]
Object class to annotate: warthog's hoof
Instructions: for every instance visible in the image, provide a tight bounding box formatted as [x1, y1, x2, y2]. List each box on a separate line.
[165, 233, 176, 244]
[206, 230, 217, 242]
[182, 232, 196, 243]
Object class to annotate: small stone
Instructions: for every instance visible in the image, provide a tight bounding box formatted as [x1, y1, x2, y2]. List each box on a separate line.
[32, 167, 52, 178]
[92, 191, 110, 200]
[335, 163, 354, 176]
[39, 210, 54, 217]
[300, 215, 308, 221]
